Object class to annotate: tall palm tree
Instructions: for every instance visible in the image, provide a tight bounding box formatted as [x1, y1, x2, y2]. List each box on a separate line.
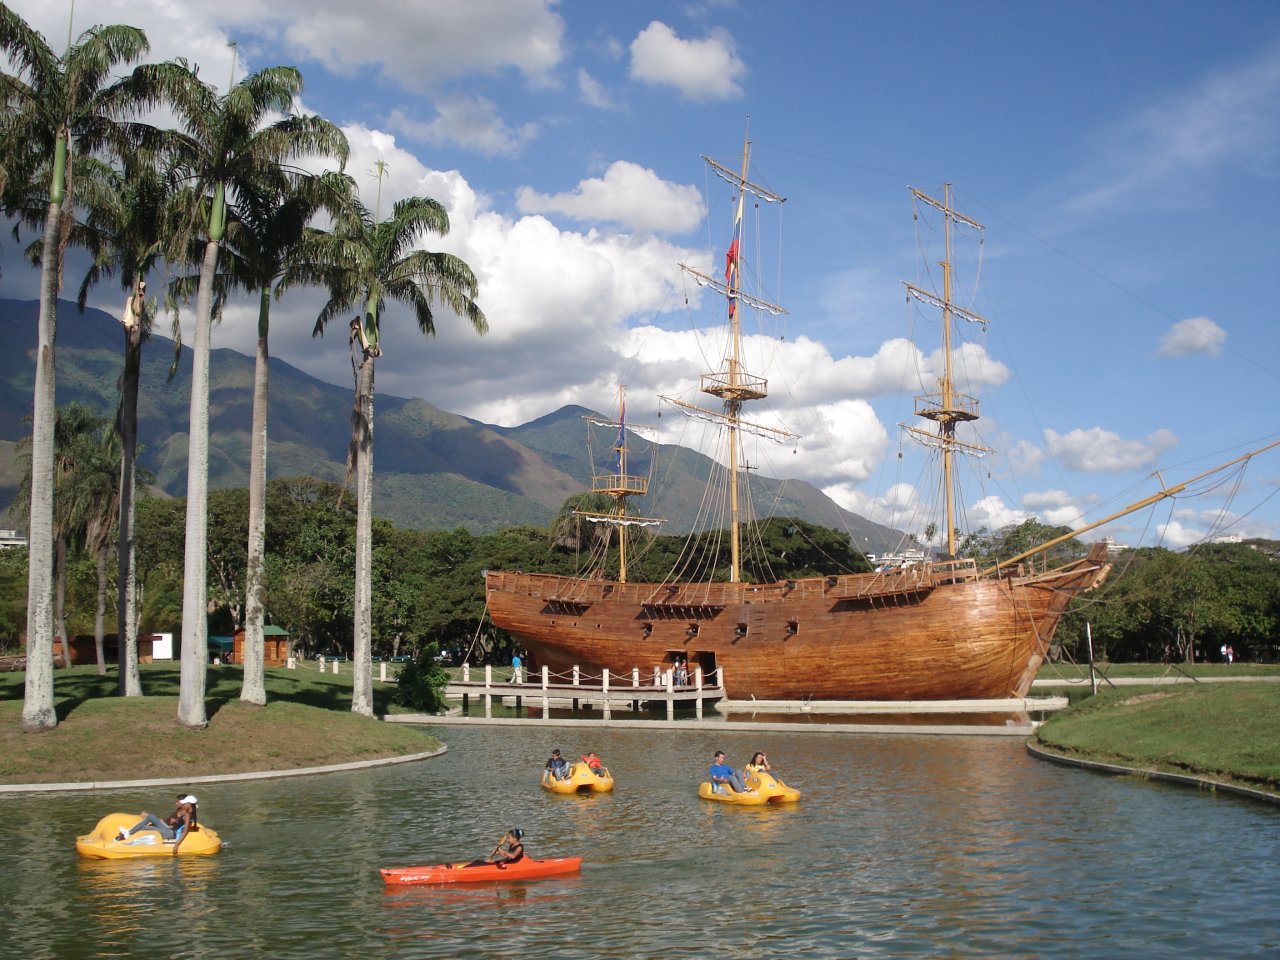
[164, 63, 347, 727]
[74, 153, 176, 696]
[0, 8, 179, 729]
[218, 169, 354, 706]
[308, 184, 486, 716]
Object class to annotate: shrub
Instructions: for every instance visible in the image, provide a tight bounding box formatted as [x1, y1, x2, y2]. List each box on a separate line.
[393, 644, 450, 713]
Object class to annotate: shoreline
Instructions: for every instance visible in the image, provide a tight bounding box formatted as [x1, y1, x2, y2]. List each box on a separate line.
[0, 744, 447, 796]
[1025, 741, 1279, 806]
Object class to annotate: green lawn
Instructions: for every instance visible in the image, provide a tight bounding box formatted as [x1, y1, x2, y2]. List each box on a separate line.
[1033, 682, 1280, 793]
[0, 663, 440, 785]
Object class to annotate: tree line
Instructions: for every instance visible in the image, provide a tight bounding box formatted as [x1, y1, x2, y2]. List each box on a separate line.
[4, 470, 1276, 673]
[971, 519, 1280, 664]
[1, 7, 484, 729]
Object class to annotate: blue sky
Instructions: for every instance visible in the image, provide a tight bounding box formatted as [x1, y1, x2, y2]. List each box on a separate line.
[5, 0, 1280, 549]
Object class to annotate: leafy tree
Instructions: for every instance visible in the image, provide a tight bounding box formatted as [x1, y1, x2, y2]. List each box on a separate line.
[977, 519, 1083, 570]
[1063, 542, 1280, 664]
[308, 175, 486, 717]
[0, 548, 29, 655]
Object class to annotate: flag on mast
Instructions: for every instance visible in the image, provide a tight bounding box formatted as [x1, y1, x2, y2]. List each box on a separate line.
[725, 183, 745, 319]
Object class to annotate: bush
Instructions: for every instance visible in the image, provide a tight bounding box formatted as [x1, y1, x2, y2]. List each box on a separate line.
[393, 644, 450, 713]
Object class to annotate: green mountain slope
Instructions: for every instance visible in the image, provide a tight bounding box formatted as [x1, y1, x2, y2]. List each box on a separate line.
[0, 298, 901, 549]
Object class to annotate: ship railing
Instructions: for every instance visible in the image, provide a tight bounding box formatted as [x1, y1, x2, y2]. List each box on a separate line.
[820, 564, 934, 599]
[449, 662, 726, 722]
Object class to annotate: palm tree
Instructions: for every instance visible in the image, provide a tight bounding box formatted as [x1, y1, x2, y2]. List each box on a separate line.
[13, 404, 115, 673]
[72, 421, 122, 677]
[308, 180, 486, 716]
[163, 63, 348, 727]
[0, 9, 179, 728]
[74, 153, 176, 696]
[215, 169, 355, 706]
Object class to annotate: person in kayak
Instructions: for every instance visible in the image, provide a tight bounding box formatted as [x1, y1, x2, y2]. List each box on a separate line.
[745, 751, 771, 772]
[546, 749, 570, 780]
[582, 751, 605, 775]
[468, 829, 525, 868]
[118, 794, 198, 851]
[709, 751, 751, 794]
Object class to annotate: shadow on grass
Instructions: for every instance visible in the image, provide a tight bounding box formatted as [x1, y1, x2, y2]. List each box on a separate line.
[1, 663, 397, 719]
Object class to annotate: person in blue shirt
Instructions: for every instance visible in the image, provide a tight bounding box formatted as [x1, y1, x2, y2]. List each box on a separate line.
[511, 652, 523, 683]
[546, 748, 570, 780]
[709, 750, 750, 793]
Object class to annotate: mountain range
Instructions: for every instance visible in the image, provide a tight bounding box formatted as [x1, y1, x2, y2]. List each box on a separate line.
[0, 298, 902, 551]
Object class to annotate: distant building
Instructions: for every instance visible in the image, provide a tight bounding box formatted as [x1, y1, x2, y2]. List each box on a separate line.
[1100, 536, 1130, 556]
[0, 528, 26, 549]
[868, 548, 929, 569]
[233, 625, 292, 666]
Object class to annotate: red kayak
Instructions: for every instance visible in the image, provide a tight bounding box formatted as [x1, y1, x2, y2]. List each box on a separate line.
[380, 857, 582, 885]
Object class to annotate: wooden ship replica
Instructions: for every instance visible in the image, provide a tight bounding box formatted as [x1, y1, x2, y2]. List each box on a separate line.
[485, 137, 1265, 702]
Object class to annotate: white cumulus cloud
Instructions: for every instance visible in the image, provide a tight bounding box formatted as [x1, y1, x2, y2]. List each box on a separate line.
[387, 96, 539, 157]
[1157, 316, 1227, 358]
[629, 21, 746, 102]
[516, 162, 705, 234]
[1044, 427, 1178, 473]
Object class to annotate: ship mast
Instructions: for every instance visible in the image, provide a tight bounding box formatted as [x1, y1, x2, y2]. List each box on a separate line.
[902, 184, 992, 558]
[668, 133, 791, 582]
[579, 385, 662, 583]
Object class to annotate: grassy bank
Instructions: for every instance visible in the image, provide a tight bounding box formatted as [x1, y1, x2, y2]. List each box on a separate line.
[1033, 682, 1280, 795]
[0, 664, 440, 786]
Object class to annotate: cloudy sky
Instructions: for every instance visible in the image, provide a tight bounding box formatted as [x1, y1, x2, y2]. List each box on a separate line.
[5, 0, 1280, 549]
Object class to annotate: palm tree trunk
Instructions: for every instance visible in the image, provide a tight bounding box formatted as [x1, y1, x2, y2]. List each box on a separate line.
[54, 533, 67, 663]
[22, 199, 61, 731]
[240, 288, 270, 706]
[94, 543, 108, 676]
[177, 238, 220, 728]
[117, 292, 143, 697]
[351, 354, 375, 717]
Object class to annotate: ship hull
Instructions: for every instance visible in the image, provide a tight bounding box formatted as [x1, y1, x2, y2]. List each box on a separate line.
[486, 545, 1109, 701]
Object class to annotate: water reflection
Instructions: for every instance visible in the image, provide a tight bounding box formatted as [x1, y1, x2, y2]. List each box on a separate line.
[1, 726, 1277, 958]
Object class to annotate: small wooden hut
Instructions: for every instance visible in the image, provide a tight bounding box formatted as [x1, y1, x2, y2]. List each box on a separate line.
[232, 625, 291, 666]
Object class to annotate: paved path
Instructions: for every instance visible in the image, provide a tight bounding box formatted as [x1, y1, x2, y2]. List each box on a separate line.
[1032, 674, 1280, 688]
[0, 745, 447, 796]
[387, 714, 1039, 737]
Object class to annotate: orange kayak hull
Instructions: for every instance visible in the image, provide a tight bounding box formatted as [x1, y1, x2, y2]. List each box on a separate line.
[380, 857, 582, 885]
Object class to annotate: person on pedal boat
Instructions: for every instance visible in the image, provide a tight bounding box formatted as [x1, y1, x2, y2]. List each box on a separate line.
[546, 749, 570, 780]
[709, 751, 751, 793]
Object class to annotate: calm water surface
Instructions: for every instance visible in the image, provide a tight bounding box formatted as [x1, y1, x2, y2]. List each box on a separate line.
[1, 725, 1277, 959]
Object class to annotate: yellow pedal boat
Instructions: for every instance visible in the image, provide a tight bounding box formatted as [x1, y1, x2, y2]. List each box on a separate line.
[76, 812, 223, 859]
[745, 767, 801, 803]
[698, 781, 772, 805]
[541, 761, 614, 794]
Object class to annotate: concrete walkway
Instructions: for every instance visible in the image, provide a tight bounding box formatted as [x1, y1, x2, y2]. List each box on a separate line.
[387, 714, 1039, 737]
[0, 745, 447, 796]
[1025, 741, 1279, 806]
[1032, 674, 1280, 688]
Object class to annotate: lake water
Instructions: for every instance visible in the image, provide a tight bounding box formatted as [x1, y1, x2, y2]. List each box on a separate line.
[1, 724, 1277, 958]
